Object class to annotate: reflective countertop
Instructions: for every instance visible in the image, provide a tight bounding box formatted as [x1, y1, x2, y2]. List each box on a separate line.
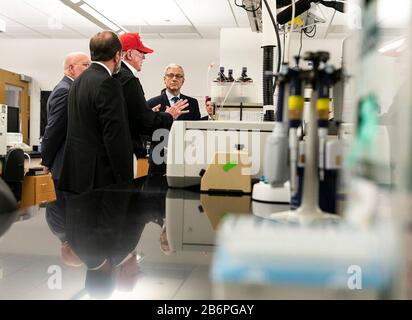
[0, 176, 287, 300]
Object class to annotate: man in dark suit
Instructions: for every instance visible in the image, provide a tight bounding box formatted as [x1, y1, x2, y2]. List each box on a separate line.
[147, 64, 201, 121]
[58, 31, 133, 194]
[41, 52, 91, 196]
[113, 32, 189, 158]
[147, 64, 201, 175]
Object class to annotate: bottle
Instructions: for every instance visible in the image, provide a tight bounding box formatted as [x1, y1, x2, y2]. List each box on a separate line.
[237, 67, 253, 82]
[227, 69, 235, 82]
[214, 66, 227, 82]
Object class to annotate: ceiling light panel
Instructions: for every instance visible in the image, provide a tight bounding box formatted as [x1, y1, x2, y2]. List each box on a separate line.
[176, 0, 237, 27]
[79, 3, 122, 31]
[85, 0, 187, 26]
[20, 0, 99, 37]
[0, 0, 96, 38]
[0, 1, 53, 27]
[23, 0, 98, 28]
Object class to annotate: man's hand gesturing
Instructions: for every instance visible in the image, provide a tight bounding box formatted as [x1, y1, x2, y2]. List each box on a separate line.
[166, 99, 189, 120]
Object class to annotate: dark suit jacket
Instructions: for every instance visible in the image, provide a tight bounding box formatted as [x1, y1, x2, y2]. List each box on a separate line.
[113, 63, 173, 156]
[58, 63, 133, 194]
[147, 91, 201, 121]
[146, 90, 201, 175]
[41, 76, 72, 182]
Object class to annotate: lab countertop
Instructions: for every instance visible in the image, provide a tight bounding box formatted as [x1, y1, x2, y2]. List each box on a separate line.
[0, 150, 41, 159]
[0, 175, 288, 300]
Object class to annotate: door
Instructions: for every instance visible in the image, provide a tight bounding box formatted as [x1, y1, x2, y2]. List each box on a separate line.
[0, 68, 30, 144]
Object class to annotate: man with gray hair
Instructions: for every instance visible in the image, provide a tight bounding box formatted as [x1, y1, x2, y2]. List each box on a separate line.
[147, 64, 201, 175]
[41, 51, 91, 194]
[147, 64, 200, 121]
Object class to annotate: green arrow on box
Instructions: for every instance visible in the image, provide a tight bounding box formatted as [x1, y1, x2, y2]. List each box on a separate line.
[223, 161, 238, 172]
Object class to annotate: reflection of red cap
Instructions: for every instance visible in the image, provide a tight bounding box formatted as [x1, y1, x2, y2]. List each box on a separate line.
[119, 32, 154, 53]
[205, 96, 211, 102]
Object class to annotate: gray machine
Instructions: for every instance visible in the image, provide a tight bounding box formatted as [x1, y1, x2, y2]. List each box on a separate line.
[0, 104, 7, 156]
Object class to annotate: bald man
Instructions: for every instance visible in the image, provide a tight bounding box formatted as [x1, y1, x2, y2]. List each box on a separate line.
[41, 52, 91, 195]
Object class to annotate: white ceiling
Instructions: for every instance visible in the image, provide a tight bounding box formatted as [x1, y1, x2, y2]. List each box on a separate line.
[0, 0, 348, 39]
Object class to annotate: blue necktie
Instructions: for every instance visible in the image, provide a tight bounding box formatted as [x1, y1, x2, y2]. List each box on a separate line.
[171, 96, 179, 104]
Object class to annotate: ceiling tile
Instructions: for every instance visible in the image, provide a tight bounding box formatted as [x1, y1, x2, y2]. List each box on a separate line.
[0, 0, 50, 27]
[230, 0, 253, 27]
[0, 0, 352, 39]
[160, 32, 201, 39]
[176, 0, 237, 27]
[85, 0, 188, 26]
[24, 0, 103, 30]
[4, 32, 47, 38]
[83, 0, 147, 25]
[0, 33, 12, 39]
[124, 25, 196, 34]
[139, 33, 163, 39]
[196, 26, 221, 39]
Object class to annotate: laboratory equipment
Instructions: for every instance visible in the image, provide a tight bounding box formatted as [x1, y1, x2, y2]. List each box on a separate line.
[0, 104, 7, 156]
[166, 121, 273, 188]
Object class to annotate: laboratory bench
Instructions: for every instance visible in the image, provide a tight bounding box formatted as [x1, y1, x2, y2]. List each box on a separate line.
[1, 150, 56, 208]
[0, 153, 149, 210]
[0, 175, 288, 300]
[0, 175, 402, 300]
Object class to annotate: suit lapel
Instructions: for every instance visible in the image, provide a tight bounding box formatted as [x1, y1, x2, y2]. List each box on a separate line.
[161, 91, 170, 112]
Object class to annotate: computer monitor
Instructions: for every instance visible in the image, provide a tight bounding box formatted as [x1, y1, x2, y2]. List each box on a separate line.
[7, 106, 19, 133]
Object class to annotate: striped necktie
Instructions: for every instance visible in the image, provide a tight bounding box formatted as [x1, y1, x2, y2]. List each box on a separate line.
[171, 96, 179, 104]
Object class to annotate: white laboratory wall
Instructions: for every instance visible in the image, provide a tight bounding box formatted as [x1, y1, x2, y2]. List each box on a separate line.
[220, 28, 345, 104]
[0, 38, 219, 145]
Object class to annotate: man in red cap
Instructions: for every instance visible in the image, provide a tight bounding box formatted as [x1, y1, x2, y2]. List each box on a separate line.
[114, 32, 188, 159]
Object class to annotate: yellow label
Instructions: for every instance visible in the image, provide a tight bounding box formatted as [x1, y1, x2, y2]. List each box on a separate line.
[289, 16, 304, 27]
[317, 98, 330, 111]
[288, 96, 304, 111]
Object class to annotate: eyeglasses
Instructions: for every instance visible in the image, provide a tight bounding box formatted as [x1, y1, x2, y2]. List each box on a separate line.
[165, 73, 184, 79]
[73, 62, 91, 67]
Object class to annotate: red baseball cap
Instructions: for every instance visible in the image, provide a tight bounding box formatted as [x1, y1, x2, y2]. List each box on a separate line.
[119, 32, 154, 54]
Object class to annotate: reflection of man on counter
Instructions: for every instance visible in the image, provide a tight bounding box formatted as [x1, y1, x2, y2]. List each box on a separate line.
[46, 179, 167, 298]
[41, 52, 90, 195]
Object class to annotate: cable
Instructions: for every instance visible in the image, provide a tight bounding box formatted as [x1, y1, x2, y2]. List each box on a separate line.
[234, 0, 243, 8]
[304, 24, 317, 38]
[282, 32, 286, 64]
[234, 0, 261, 13]
[285, 0, 296, 63]
[215, 80, 237, 118]
[323, 0, 337, 39]
[262, 0, 282, 93]
[298, 29, 303, 58]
